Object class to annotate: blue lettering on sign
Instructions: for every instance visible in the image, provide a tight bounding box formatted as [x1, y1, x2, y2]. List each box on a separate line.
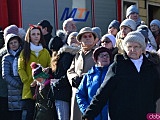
[60, 7, 89, 22]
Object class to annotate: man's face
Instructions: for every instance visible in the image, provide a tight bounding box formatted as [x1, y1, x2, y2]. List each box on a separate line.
[80, 33, 95, 49]
[65, 21, 77, 34]
[120, 26, 132, 39]
[39, 26, 48, 35]
[128, 12, 139, 22]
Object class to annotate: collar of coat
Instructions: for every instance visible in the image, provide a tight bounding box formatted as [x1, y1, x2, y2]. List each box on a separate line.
[58, 44, 80, 55]
[114, 53, 154, 66]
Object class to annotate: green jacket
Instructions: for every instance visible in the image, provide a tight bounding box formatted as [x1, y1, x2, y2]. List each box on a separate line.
[18, 48, 50, 99]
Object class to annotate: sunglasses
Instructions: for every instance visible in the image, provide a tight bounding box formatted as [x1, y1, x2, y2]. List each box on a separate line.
[101, 40, 111, 43]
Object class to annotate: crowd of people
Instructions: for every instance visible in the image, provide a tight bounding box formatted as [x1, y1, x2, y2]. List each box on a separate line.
[0, 4, 160, 120]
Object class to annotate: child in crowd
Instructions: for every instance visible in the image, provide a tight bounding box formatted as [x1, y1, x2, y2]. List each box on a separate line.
[30, 62, 55, 120]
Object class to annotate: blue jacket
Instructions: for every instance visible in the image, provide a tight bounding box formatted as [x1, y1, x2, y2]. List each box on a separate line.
[76, 65, 109, 120]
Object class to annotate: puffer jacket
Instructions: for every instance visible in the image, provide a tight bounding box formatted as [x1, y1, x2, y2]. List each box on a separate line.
[0, 47, 7, 97]
[2, 35, 23, 110]
[76, 65, 109, 120]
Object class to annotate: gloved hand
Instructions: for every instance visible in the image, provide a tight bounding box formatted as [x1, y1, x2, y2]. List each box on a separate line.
[72, 76, 83, 88]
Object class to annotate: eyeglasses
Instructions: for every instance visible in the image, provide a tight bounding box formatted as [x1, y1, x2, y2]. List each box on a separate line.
[98, 53, 110, 58]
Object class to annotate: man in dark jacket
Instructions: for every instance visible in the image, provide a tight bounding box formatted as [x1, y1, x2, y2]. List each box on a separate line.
[37, 19, 53, 55]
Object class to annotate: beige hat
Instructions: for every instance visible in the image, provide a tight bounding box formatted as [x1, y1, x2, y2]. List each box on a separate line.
[76, 27, 97, 41]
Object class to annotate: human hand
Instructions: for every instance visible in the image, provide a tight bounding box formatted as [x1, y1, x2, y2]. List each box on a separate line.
[30, 80, 37, 87]
[43, 67, 50, 73]
[50, 79, 59, 86]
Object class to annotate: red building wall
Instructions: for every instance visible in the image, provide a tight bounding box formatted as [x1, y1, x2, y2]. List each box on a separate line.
[0, 0, 22, 29]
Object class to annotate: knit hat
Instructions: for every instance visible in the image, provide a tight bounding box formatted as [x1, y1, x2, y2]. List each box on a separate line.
[150, 19, 160, 28]
[123, 31, 146, 51]
[126, 5, 139, 18]
[92, 46, 112, 62]
[137, 29, 148, 41]
[56, 30, 66, 42]
[3, 25, 19, 39]
[92, 27, 102, 39]
[101, 34, 116, 47]
[48, 36, 64, 51]
[30, 62, 49, 79]
[68, 32, 78, 37]
[108, 20, 120, 31]
[120, 19, 137, 31]
[76, 27, 97, 41]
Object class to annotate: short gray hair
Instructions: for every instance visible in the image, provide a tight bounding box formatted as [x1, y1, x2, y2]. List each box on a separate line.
[63, 18, 74, 29]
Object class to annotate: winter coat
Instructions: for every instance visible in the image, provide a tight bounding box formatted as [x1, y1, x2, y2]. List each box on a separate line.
[76, 66, 109, 120]
[67, 45, 97, 120]
[146, 51, 160, 113]
[18, 49, 51, 99]
[51, 45, 80, 102]
[2, 36, 23, 110]
[34, 80, 55, 120]
[0, 47, 7, 97]
[83, 53, 160, 120]
[44, 33, 53, 56]
[154, 32, 160, 50]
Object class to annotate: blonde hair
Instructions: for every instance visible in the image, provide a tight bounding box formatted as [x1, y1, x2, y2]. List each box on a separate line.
[50, 51, 60, 72]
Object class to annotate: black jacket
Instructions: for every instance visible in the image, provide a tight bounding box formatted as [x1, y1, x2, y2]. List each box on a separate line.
[51, 45, 80, 102]
[83, 53, 160, 120]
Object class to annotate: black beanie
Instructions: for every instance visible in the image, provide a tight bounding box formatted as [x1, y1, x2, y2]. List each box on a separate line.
[48, 36, 64, 51]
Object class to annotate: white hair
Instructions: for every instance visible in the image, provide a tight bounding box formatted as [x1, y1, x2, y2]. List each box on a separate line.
[62, 18, 74, 29]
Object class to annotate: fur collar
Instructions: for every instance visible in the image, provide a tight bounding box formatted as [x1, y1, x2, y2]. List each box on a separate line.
[58, 45, 80, 55]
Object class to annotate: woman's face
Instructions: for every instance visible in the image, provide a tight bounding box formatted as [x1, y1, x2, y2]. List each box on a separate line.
[120, 26, 132, 39]
[97, 51, 110, 67]
[9, 39, 20, 51]
[150, 24, 160, 33]
[30, 29, 41, 45]
[108, 27, 118, 36]
[125, 42, 143, 60]
[101, 37, 113, 49]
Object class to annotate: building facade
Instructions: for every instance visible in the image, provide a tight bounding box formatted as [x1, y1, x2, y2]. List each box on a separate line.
[0, 0, 160, 35]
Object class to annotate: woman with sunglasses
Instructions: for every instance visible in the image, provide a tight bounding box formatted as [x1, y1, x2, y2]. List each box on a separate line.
[101, 34, 118, 61]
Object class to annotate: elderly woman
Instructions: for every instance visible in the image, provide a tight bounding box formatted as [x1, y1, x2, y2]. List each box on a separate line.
[82, 31, 160, 120]
[76, 47, 112, 120]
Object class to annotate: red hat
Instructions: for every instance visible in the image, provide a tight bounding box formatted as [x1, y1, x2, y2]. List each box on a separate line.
[30, 62, 49, 79]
